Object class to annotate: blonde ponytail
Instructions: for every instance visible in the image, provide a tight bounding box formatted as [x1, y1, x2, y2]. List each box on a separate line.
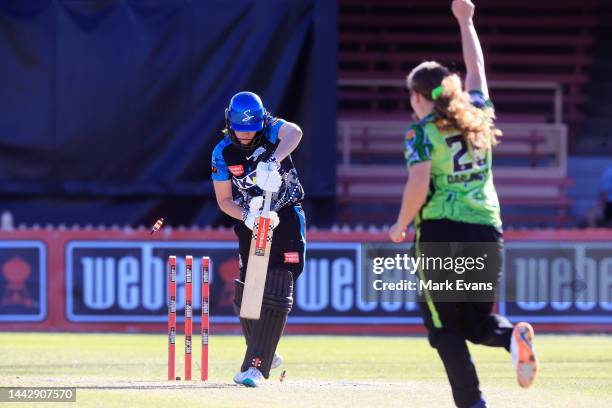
[432, 74, 501, 150]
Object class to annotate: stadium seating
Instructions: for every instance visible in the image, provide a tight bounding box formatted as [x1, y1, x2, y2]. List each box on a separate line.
[336, 0, 593, 226]
[338, 0, 597, 133]
[337, 120, 572, 226]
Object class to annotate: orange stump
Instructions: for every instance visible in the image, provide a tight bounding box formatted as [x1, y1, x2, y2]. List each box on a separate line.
[201, 257, 210, 381]
[167, 256, 177, 381]
[184, 256, 193, 381]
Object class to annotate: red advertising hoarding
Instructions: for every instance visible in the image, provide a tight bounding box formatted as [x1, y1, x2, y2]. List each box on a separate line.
[1, 228, 611, 334]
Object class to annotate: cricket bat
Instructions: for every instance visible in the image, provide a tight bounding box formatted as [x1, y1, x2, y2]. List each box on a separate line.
[240, 189, 274, 319]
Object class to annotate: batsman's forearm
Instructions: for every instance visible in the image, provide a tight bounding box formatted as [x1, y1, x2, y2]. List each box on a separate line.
[396, 177, 429, 228]
[273, 128, 302, 160]
[218, 198, 244, 221]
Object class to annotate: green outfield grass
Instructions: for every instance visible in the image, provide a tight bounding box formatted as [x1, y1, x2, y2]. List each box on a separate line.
[0, 333, 610, 407]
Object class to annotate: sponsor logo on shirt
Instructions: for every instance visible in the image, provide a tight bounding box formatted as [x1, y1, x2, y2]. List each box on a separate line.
[232, 170, 257, 190]
[228, 165, 245, 176]
[284, 252, 300, 264]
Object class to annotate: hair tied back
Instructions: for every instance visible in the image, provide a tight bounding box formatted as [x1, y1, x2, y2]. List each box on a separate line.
[431, 85, 444, 101]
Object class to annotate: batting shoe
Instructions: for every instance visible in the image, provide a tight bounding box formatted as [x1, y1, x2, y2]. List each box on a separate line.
[271, 353, 283, 370]
[233, 367, 264, 388]
[510, 322, 539, 388]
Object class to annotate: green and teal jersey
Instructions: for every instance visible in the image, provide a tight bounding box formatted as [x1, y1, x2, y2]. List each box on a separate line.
[404, 91, 502, 228]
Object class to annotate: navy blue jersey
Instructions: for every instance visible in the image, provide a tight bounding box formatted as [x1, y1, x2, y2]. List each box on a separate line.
[211, 118, 305, 211]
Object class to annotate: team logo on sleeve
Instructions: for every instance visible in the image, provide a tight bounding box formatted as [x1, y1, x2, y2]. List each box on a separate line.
[404, 139, 414, 158]
[228, 165, 245, 176]
[211, 157, 219, 174]
[406, 129, 416, 140]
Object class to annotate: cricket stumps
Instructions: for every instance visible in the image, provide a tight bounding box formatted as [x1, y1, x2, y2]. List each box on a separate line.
[167, 255, 210, 381]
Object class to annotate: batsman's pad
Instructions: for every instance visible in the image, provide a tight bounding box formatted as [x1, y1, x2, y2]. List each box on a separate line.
[233, 279, 254, 345]
[240, 269, 293, 378]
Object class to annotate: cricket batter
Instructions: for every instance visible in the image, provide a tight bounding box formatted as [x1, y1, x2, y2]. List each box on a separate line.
[211, 91, 306, 387]
[388, 1, 539, 406]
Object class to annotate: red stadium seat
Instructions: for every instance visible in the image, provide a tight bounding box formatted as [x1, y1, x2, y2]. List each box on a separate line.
[338, 0, 597, 138]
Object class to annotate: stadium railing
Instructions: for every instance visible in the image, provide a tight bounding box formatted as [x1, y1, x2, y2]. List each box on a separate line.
[338, 78, 564, 125]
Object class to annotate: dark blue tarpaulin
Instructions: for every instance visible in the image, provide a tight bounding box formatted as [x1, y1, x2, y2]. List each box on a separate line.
[0, 0, 337, 226]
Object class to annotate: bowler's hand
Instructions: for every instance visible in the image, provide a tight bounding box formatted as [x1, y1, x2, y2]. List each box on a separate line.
[389, 222, 407, 243]
[452, 0, 475, 23]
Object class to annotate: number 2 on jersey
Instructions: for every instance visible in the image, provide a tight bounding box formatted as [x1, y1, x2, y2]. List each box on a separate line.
[445, 135, 485, 173]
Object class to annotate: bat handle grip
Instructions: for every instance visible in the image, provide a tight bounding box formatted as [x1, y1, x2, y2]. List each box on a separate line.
[261, 190, 272, 218]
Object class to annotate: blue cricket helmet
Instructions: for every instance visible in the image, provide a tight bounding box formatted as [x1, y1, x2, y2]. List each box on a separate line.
[225, 91, 267, 132]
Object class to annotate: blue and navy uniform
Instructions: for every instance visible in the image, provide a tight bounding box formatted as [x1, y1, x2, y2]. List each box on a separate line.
[211, 117, 306, 282]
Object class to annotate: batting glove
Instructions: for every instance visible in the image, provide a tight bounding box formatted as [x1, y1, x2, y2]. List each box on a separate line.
[243, 196, 280, 231]
[255, 161, 282, 192]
